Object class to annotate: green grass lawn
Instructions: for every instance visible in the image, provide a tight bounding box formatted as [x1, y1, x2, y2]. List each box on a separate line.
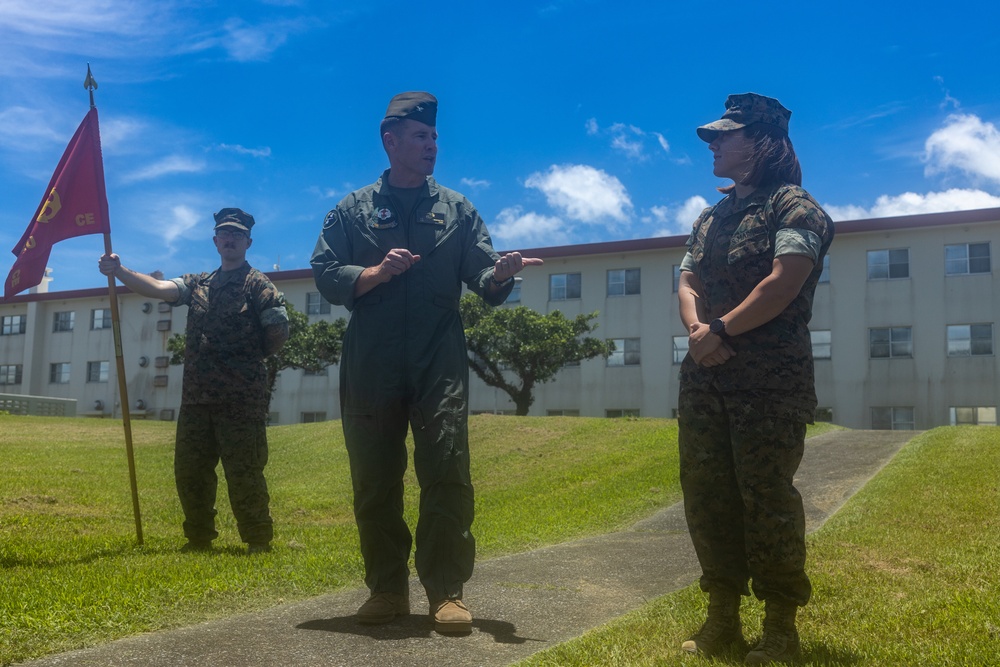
[2, 416, 991, 667]
[0, 413, 682, 665]
[515, 426, 1000, 667]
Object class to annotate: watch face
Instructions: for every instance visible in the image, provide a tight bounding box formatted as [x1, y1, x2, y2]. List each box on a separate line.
[711, 319, 724, 334]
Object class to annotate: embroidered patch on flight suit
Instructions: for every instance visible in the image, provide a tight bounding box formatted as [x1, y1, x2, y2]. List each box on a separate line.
[369, 207, 397, 229]
[420, 212, 446, 225]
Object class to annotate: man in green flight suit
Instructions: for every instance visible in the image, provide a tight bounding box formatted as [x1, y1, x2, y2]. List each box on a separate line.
[311, 92, 542, 634]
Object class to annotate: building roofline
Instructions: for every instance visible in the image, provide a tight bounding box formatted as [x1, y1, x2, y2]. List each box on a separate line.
[5, 206, 1000, 304]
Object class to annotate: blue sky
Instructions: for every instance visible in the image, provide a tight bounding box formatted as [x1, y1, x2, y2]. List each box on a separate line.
[2, 0, 999, 293]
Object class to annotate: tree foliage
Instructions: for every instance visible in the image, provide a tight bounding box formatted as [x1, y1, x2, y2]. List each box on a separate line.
[166, 302, 347, 402]
[460, 293, 613, 416]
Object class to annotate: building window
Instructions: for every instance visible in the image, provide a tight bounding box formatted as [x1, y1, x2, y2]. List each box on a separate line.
[301, 411, 327, 423]
[154, 356, 171, 368]
[871, 406, 915, 430]
[53, 311, 75, 332]
[91, 308, 112, 330]
[153, 375, 169, 387]
[818, 255, 830, 283]
[2, 315, 26, 336]
[0, 364, 23, 385]
[306, 292, 331, 315]
[49, 363, 71, 384]
[945, 242, 990, 275]
[505, 280, 522, 304]
[87, 361, 109, 383]
[867, 248, 909, 280]
[607, 268, 640, 296]
[606, 409, 641, 418]
[815, 407, 834, 423]
[547, 409, 580, 417]
[672, 265, 681, 293]
[811, 330, 832, 359]
[562, 359, 580, 368]
[608, 338, 641, 366]
[947, 324, 993, 356]
[303, 367, 329, 376]
[869, 327, 912, 358]
[672, 335, 689, 364]
[949, 407, 997, 426]
[156, 320, 172, 332]
[549, 273, 581, 300]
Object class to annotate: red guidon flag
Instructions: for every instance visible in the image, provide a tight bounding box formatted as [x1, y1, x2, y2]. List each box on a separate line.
[5, 107, 110, 299]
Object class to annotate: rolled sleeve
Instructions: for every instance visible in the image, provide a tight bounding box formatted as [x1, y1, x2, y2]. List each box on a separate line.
[679, 251, 698, 273]
[169, 277, 191, 307]
[775, 228, 821, 263]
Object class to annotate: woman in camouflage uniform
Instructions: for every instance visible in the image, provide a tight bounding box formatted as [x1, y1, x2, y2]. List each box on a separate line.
[676, 93, 834, 664]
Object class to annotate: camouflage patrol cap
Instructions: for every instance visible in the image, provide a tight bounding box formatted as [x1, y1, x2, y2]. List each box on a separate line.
[697, 93, 791, 142]
[213, 208, 255, 234]
[383, 91, 438, 127]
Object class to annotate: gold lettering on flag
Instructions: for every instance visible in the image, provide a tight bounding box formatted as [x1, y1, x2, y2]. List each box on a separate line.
[36, 188, 62, 223]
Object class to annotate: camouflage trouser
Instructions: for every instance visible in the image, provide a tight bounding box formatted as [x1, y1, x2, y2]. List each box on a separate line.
[175, 404, 273, 545]
[678, 384, 811, 606]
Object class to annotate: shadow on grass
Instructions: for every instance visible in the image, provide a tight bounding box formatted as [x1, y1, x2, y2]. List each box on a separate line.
[694, 643, 861, 666]
[297, 613, 543, 645]
[0, 542, 264, 568]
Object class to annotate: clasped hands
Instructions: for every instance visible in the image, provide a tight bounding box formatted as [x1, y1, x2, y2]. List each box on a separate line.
[688, 321, 736, 368]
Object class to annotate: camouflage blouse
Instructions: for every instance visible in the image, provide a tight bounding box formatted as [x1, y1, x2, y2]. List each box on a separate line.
[679, 182, 834, 421]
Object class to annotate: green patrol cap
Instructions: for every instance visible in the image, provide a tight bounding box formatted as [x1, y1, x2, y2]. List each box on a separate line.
[383, 91, 438, 127]
[213, 208, 255, 234]
[697, 93, 791, 142]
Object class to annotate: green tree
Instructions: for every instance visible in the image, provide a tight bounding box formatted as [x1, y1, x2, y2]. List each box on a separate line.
[460, 293, 613, 416]
[166, 302, 347, 401]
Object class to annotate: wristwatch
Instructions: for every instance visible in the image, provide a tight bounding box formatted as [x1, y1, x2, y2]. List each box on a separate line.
[709, 318, 729, 339]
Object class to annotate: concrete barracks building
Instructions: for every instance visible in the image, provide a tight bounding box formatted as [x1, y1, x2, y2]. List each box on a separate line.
[1, 207, 998, 430]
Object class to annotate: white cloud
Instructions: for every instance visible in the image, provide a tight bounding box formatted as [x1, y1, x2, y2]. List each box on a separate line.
[218, 143, 272, 158]
[642, 196, 709, 236]
[218, 17, 291, 62]
[491, 206, 568, 246]
[122, 155, 206, 183]
[924, 113, 1000, 186]
[675, 196, 710, 229]
[525, 164, 633, 223]
[587, 119, 669, 160]
[161, 204, 202, 246]
[0, 106, 65, 149]
[654, 132, 670, 153]
[460, 177, 491, 190]
[824, 189, 1000, 221]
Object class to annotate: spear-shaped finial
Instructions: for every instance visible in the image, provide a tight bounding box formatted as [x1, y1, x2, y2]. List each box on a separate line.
[84, 63, 98, 109]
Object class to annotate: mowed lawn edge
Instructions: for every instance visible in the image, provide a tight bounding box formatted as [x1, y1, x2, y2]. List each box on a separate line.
[2, 413, 697, 665]
[514, 425, 1000, 667]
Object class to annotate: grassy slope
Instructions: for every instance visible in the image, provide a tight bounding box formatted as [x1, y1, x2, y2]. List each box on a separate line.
[516, 426, 1000, 667]
[0, 414, 679, 665]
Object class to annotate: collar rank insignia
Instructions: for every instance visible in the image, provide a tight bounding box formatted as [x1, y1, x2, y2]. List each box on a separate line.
[370, 207, 397, 229]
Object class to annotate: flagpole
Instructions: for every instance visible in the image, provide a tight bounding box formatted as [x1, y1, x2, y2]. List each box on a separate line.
[88, 65, 144, 545]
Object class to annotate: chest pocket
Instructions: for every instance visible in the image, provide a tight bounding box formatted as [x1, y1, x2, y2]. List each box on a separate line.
[727, 211, 773, 265]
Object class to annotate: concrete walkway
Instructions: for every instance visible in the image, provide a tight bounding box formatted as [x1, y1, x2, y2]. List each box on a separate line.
[17, 429, 914, 667]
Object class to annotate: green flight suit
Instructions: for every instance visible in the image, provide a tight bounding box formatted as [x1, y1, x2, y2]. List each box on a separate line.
[311, 170, 511, 602]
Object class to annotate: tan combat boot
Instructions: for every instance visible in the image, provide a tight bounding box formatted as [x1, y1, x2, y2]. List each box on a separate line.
[681, 590, 744, 657]
[745, 599, 800, 664]
[356, 592, 409, 624]
[430, 598, 473, 634]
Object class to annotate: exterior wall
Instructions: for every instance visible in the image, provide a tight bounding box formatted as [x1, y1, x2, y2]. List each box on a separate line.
[1, 207, 998, 429]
